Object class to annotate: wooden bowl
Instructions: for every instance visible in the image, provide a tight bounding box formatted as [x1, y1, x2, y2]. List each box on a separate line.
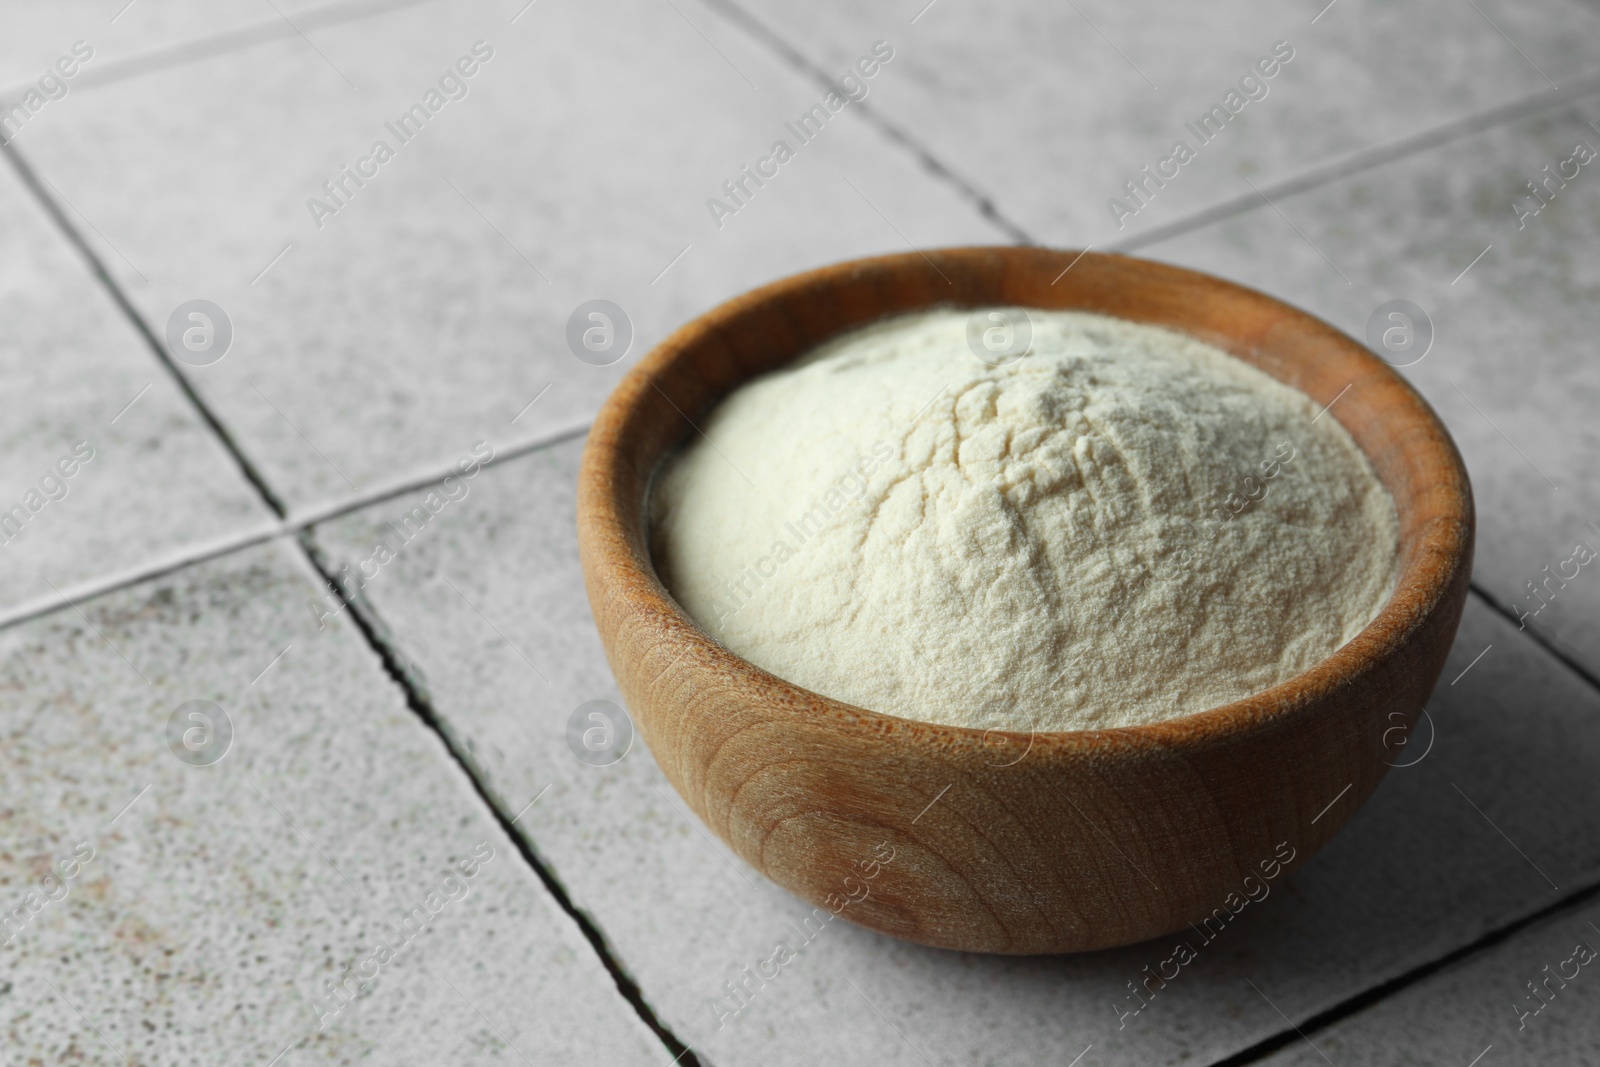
[576, 247, 1473, 954]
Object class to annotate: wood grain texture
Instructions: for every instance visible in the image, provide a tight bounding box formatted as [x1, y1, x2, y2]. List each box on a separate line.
[576, 248, 1474, 954]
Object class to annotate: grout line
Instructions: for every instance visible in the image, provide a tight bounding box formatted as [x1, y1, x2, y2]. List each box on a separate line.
[7, 127, 701, 1066]
[0, 421, 589, 636]
[0, 0, 445, 103]
[695, 0, 1037, 245]
[1212, 583, 1600, 1065]
[697, 0, 1600, 266]
[287, 421, 590, 529]
[1113, 67, 1600, 254]
[0, 139, 289, 519]
[1212, 871, 1600, 1066]
[0, 524, 290, 634]
[1468, 580, 1600, 694]
[11, 7, 1600, 1056]
[1243, 978, 1336, 1067]
[297, 530, 703, 1067]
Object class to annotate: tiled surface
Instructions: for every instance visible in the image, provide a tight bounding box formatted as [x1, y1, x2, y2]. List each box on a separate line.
[1256, 897, 1600, 1065]
[1144, 91, 1600, 681]
[2, 0, 1598, 1061]
[0, 0, 424, 92]
[11, 0, 1006, 516]
[0, 538, 664, 1065]
[732, 0, 1600, 246]
[313, 437, 1600, 1066]
[0, 151, 273, 619]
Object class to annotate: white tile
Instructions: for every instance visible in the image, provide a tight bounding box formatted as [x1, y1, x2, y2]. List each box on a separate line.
[0, 537, 667, 1065]
[0, 153, 273, 618]
[312, 436, 1600, 1065]
[1144, 90, 1600, 683]
[1255, 897, 1600, 1065]
[0, 0, 417, 92]
[11, 0, 1008, 516]
[732, 0, 1600, 246]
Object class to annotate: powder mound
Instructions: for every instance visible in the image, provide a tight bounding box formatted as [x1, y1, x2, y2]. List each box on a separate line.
[649, 308, 1400, 731]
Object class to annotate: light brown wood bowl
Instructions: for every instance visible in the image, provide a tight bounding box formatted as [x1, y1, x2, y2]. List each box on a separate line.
[577, 247, 1474, 955]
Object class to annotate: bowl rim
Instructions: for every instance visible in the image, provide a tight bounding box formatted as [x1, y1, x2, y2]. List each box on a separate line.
[580, 246, 1475, 758]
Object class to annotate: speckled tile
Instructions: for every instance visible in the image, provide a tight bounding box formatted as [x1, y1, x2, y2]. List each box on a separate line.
[0, 538, 666, 1065]
[1255, 898, 1600, 1065]
[729, 0, 1600, 246]
[311, 435, 1600, 1066]
[9, 0, 1008, 518]
[0, 149, 274, 620]
[1143, 90, 1600, 686]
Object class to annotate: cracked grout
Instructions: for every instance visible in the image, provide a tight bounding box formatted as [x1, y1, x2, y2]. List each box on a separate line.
[298, 528, 705, 1067]
[0, 420, 591, 636]
[1212, 871, 1600, 1067]
[7, 4, 1600, 1058]
[3, 135, 702, 1067]
[1114, 66, 1600, 253]
[5, 477, 1597, 1064]
[695, 0, 1037, 245]
[1202, 582, 1600, 1066]
[1, 137, 289, 519]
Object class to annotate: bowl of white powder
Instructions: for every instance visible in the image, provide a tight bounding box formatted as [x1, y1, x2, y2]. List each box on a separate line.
[577, 247, 1473, 954]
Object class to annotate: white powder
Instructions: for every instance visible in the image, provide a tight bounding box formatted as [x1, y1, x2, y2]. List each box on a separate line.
[649, 308, 1399, 732]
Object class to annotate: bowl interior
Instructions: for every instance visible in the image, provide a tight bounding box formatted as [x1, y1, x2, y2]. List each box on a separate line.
[600, 247, 1473, 743]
